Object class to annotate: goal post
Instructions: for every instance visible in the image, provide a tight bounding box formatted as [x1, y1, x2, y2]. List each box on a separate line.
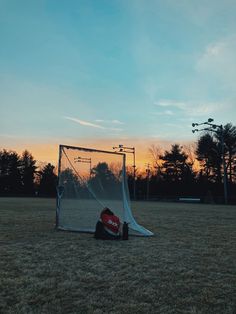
[56, 144, 153, 236]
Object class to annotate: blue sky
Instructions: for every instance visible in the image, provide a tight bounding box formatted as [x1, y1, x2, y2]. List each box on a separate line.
[1, 0, 236, 163]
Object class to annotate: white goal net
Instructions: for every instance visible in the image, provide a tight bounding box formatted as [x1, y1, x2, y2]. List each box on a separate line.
[56, 145, 153, 236]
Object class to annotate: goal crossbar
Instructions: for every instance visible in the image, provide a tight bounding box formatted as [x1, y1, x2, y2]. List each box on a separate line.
[56, 144, 153, 237]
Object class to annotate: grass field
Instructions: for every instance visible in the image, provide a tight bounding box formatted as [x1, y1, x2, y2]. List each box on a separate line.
[0, 198, 236, 314]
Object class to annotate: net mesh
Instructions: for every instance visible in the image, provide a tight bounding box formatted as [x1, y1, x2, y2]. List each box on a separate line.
[56, 145, 153, 236]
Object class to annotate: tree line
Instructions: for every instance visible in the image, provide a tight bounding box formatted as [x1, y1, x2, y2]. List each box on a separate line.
[0, 123, 236, 203]
[129, 123, 236, 203]
[0, 150, 57, 197]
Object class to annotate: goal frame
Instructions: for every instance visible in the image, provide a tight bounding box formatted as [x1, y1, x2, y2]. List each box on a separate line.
[56, 144, 153, 236]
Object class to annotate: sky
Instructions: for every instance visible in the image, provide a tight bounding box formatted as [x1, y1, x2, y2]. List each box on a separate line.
[1, 0, 236, 167]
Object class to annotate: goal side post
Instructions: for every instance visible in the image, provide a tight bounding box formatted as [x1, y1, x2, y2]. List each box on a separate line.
[56, 144, 154, 236]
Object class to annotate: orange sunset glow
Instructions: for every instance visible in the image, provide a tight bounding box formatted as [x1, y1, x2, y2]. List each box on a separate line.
[2, 136, 197, 173]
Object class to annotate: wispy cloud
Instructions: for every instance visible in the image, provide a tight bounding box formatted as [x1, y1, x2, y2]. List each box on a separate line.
[196, 34, 236, 92]
[95, 119, 124, 125]
[0, 133, 34, 139]
[107, 127, 124, 132]
[155, 99, 186, 110]
[64, 116, 105, 129]
[111, 120, 124, 125]
[165, 110, 174, 115]
[64, 116, 123, 132]
[154, 99, 227, 117]
[152, 110, 174, 116]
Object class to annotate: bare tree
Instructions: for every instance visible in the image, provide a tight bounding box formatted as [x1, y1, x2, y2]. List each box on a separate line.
[183, 143, 199, 172]
[148, 144, 163, 176]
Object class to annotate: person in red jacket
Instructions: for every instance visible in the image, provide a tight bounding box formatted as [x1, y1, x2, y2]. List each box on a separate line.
[94, 207, 121, 240]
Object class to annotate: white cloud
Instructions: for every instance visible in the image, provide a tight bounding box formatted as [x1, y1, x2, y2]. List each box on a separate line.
[155, 100, 186, 110]
[95, 119, 124, 125]
[165, 110, 174, 115]
[155, 99, 228, 117]
[64, 116, 105, 129]
[108, 127, 124, 132]
[152, 110, 174, 116]
[111, 120, 124, 125]
[64, 116, 124, 132]
[196, 35, 236, 92]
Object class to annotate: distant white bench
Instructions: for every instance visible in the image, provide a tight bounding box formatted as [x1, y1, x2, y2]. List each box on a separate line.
[179, 198, 201, 203]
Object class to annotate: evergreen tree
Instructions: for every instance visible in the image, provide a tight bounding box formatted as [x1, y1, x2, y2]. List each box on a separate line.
[90, 162, 117, 184]
[0, 150, 9, 194]
[0, 150, 22, 194]
[8, 151, 22, 193]
[215, 123, 236, 184]
[39, 163, 57, 196]
[196, 123, 236, 185]
[196, 133, 222, 183]
[160, 144, 194, 183]
[20, 150, 37, 195]
[59, 168, 80, 198]
[89, 162, 118, 197]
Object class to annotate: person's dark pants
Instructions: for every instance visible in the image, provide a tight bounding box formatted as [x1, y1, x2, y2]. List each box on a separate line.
[94, 221, 121, 240]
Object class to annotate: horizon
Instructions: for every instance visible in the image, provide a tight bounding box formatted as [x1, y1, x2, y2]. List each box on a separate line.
[1, 0, 236, 168]
[1, 137, 197, 173]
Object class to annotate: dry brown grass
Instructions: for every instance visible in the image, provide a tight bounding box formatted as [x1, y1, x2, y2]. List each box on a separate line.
[0, 198, 236, 314]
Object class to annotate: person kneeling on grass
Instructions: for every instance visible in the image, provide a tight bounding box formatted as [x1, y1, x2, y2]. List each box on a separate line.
[94, 207, 121, 240]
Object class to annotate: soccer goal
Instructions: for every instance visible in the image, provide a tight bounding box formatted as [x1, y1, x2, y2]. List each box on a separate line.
[56, 144, 153, 236]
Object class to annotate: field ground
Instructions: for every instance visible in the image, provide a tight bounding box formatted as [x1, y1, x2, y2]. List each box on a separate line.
[0, 198, 236, 314]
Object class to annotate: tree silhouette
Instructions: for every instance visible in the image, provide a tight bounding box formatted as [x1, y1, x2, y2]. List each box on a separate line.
[196, 133, 222, 183]
[0, 136, 235, 202]
[20, 150, 37, 195]
[148, 144, 163, 180]
[38, 163, 57, 196]
[59, 168, 80, 198]
[215, 123, 236, 184]
[160, 144, 194, 182]
[90, 162, 116, 182]
[0, 150, 22, 194]
[89, 162, 119, 198]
